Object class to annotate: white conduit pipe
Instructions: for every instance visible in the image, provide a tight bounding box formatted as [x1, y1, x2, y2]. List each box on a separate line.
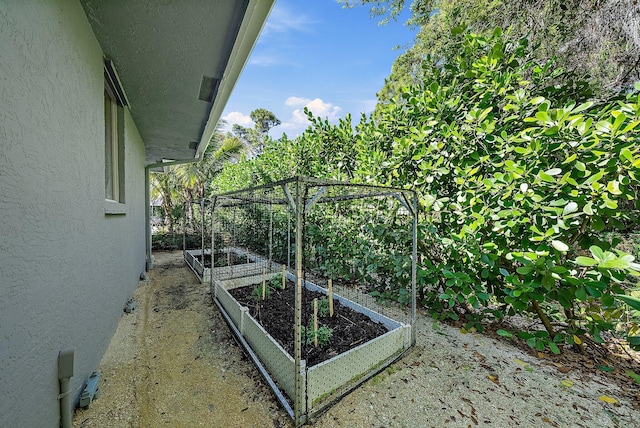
[58, 349, 74, 428]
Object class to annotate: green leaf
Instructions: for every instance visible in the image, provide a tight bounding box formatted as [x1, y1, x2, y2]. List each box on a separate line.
[602, 295, 615, 307]
[620, 147, 633, 162]
[590, 245, 605, 261]
[575, 286, 587, 301]
[621, 120, 640, 134]
[614, 294, 640, 311]
[563, 153, 577, 164]
[542, 273, 555, 290]
[598, 365, 614, 372]
[572, 101, 594, 114]
[539, 172, 555, 183]
[496, 329, 513, 338]
[517, 266, 533, 275]
[562, 202, 578, 216]
[606, 181, 622, 195]
[628, 336, 640, 350]
[593, 329, 604, 343]
[591, 216, 605, 231]
[575, 256, 598, 266]
[625, 370, 640, 384]
[585, 284, 602, 298]
[545, 168, 562, 176]
[611, 112, 627, 133]
[548, 342, 561, 354]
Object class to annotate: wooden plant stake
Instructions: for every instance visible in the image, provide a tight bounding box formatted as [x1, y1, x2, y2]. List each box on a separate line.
[282, 264, 286, 289]
[227, 248, 231, 266]
[313, 298, 318, 347]
[246, 253, 250, 264]
[262, 268, 266, 300]
[328, 278, 334, 317]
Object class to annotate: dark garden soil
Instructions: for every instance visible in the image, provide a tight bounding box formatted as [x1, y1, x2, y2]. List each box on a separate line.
[229, 280, 388, 367]
[196, 252, 254, 268]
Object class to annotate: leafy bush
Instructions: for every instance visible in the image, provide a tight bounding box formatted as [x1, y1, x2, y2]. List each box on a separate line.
[152, 232, 201, 251]
[355, 27, 640, 352]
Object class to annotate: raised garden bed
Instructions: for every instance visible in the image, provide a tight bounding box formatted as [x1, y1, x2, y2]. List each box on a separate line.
[197, 252, 252, 268]
[212, 271, 412, 422]
[183, 248, 263, 283]
[228, 279, 389, 367]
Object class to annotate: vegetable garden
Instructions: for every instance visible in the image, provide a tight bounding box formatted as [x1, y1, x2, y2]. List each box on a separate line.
[208, 176, 417, 426]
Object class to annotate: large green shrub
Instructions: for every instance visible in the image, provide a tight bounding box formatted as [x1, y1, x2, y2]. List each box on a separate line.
[356, 28, 640, 351]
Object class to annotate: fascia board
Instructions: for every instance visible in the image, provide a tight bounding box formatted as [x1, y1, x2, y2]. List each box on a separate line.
[195, 0, 275, 159]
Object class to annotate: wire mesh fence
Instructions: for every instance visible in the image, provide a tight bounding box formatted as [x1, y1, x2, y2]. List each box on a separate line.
[209, 176, 417, 426]
[181, 200, 214, 282]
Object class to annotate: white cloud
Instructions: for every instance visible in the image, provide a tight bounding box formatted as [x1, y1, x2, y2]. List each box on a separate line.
[249, 54, 286, 67]
[277, 97, 343, 137]
[284, 96, 310, 107]
[303, 98, 342, 121]
[221, 111, 253, 132]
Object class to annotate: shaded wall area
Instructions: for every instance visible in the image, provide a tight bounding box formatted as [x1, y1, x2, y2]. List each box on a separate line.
[0, 1, 146, 425]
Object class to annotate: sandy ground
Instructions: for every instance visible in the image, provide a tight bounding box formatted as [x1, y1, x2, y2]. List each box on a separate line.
[73, 251, 640, 427]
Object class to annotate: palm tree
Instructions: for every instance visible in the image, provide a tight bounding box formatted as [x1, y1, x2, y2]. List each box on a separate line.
[150, 122, 244, 239]
[174, 128, 244, 225]
[150, 171, 180, 234]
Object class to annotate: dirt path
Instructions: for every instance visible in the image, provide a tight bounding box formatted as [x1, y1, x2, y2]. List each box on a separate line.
[74, 251, 640, 427]
[73, 251, 289, 427]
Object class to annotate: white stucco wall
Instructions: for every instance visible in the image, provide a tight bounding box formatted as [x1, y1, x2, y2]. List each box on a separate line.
[0, 1, 147, 426]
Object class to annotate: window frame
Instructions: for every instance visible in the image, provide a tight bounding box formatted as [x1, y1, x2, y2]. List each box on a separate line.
[104, 63, 126, 214]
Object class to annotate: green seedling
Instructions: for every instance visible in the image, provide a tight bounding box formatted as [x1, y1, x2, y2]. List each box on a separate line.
[315, 297, 330, 317]
[301, 323, 333, 347]
[269, 273, 285, 290]
[252, 283, 271, 301]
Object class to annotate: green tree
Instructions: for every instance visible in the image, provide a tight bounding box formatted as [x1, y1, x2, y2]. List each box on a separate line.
[150, 171, 180, 233]
[210, 27, 640, 352]
[251, 108, 281, 135]
[151, 127, 243, 235]
[233, 108, 281, 156]
[354, 0, 640, 104]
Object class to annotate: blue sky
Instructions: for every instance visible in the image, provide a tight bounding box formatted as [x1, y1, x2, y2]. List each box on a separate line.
[221, 0, 417, 138]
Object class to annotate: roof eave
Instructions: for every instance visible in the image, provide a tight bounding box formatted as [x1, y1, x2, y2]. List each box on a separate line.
[195, 0, 275, 160]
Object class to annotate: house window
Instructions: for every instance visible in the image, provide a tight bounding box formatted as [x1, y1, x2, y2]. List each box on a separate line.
[104, 62, 126, 208]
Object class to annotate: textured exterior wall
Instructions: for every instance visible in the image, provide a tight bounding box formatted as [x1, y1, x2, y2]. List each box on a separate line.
[0, 1, 146, 426]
